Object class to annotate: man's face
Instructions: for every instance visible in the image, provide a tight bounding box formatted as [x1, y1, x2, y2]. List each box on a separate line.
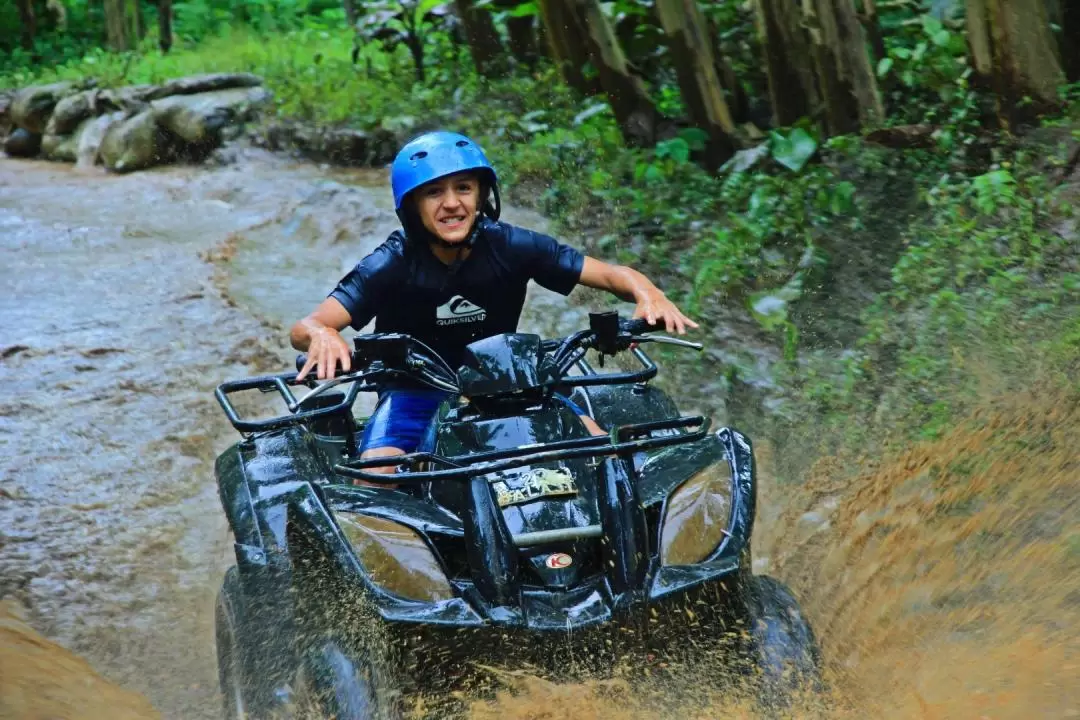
[415, 172, 481, 245]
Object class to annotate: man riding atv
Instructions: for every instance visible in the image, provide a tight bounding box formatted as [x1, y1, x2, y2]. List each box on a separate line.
[289, 131, 698, 478]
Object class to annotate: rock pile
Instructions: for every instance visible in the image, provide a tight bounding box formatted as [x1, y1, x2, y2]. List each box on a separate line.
[0, 73, 272, 172]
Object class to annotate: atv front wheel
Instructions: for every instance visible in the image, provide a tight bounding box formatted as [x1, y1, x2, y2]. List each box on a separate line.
[294, 639, 394, 720]
[739, 574, 823, 707]
[216, 566, 253, 720]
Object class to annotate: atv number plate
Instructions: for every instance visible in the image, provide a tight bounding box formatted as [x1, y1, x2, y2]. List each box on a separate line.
[491, 467, 578, 508]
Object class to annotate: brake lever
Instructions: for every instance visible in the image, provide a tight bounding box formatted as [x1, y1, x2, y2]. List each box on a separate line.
[631, 334, 704, 351]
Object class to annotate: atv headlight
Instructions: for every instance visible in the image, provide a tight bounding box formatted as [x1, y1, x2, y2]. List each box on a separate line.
[660, 463, 733, 566]
[334, 512, 454, 603]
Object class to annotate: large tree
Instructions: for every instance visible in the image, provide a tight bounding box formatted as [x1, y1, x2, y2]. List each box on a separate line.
[1061, 1, 1080, 82]
[17, 0, 36, 51]
[966, 0, 1065, 128]
[537, 0, 660, 145]
[453, 0, 505, 75]
[159, 0, 173, 53]
[654, 0, 737, 164]
[803, 0, 883, 135]
[537, 0, 598, 95]
[568, 0, 660, 146]
[104, 0, 144, 50]
[754, 0, 820, 127]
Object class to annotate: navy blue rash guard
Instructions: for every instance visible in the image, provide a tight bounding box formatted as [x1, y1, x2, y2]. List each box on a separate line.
[329, 219, 586, 372]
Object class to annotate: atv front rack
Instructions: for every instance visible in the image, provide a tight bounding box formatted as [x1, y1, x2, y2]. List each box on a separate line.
[333, 415, 710, 483]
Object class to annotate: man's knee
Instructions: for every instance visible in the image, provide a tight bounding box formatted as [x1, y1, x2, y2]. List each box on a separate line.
[355, 446, 406, 485]
[579, 414, 606, 437]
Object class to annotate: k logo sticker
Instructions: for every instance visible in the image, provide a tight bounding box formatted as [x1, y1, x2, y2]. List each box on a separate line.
[436, 295, 487, 326]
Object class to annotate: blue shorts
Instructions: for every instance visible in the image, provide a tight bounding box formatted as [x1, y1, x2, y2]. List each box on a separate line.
[359, 389, 590, 454]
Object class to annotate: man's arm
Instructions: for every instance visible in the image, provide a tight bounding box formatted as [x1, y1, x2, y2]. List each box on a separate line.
[290, 297, 354, 381]
[578, 257, 699, 335]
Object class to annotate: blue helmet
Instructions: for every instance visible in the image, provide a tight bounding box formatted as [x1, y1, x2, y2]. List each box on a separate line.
[390, 131, 500, 221]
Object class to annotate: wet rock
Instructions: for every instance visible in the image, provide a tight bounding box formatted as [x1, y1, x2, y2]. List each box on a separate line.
[151, 86, 272, 151]
[45, 89, 97, 136]
[75, 111, 127, 168]
[259, 121, 399, 166]
[42, 117, 98, 162]
[10, 81, 76, 134]
[95, 84, 161, 114]
[99, 110, 179, 173]
[0, 91, 12, 140]
[151, 72, 263, 99]
[4, 128, 42, 158]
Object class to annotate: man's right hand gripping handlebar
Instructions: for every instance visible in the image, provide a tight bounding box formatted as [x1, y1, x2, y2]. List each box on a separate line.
[295, 325, 353, 382]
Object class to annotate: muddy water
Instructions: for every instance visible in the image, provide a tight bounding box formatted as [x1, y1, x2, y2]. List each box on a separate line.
[0, 150, 615, 720]
[2, 151, 1078, 720]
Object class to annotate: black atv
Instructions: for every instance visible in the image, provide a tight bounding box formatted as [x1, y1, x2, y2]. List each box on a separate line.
[212, 311, 821, 719]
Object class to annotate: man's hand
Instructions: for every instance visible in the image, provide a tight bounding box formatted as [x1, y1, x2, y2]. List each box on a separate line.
[296, 326, 352, 381]
[290, 297, 355, 381]
[632, 287, 699, 335]
[578, 257, 701, 335]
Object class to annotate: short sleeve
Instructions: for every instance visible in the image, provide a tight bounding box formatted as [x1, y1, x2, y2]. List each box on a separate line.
[506, 225, 585, 296]
[328, 236, 405, 330]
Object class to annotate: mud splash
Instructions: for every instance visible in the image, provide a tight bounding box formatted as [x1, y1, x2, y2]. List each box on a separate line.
[464, 388, 1080, 719]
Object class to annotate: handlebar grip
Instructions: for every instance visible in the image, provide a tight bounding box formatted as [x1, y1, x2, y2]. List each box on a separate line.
[621, 317, 665, 335]
[294, 353, 352, 378]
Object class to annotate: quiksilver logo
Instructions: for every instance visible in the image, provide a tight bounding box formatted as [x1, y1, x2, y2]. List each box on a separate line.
[436, 295, 486, 326]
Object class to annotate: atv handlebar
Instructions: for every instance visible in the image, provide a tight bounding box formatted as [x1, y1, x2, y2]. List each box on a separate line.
[217, 312, 702, 434]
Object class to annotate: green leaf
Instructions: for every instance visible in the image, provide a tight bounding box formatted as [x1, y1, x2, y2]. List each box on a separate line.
[573, 102, 611, 125]
[876, 57, 893, 77]
[770, 128, 818, 172]
[656, 137, 690, 163]
[830, 181, 856, 214]
[507, 1, 539, 17]
[677, 127, 709, 151]
[644, 164, 665, 183]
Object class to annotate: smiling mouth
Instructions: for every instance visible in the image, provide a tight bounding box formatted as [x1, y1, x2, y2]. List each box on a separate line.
[439, 216, 466, 226]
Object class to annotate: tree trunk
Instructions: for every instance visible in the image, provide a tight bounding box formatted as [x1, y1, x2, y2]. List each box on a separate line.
[133, 0, 145, 40]
[1061, 0, 1080, 82]
[654, 0, 737, 165]
[803, 0, 883, 135]
[537, 0, 598, 94]
[754, 0, 820, 127]
[104, 0, 142, 49]
[104, 0, 128, 49]
[569, 0, 660, 146]
[859, 0, 886, 65]
[966, 0, 1066, 128]
[159, 0, 173, 53]
[341, 0, 357, 26]
[17, 0, 36, 51]
[453, 0, 505, 75]
[506, 17, 537, 65]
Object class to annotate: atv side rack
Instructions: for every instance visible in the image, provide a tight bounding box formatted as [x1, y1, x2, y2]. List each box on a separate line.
[333, 415, 711, 483]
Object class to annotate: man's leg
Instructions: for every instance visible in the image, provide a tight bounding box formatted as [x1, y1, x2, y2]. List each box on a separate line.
[554, 393, 607, 437]
[355, 389, 451, 486]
